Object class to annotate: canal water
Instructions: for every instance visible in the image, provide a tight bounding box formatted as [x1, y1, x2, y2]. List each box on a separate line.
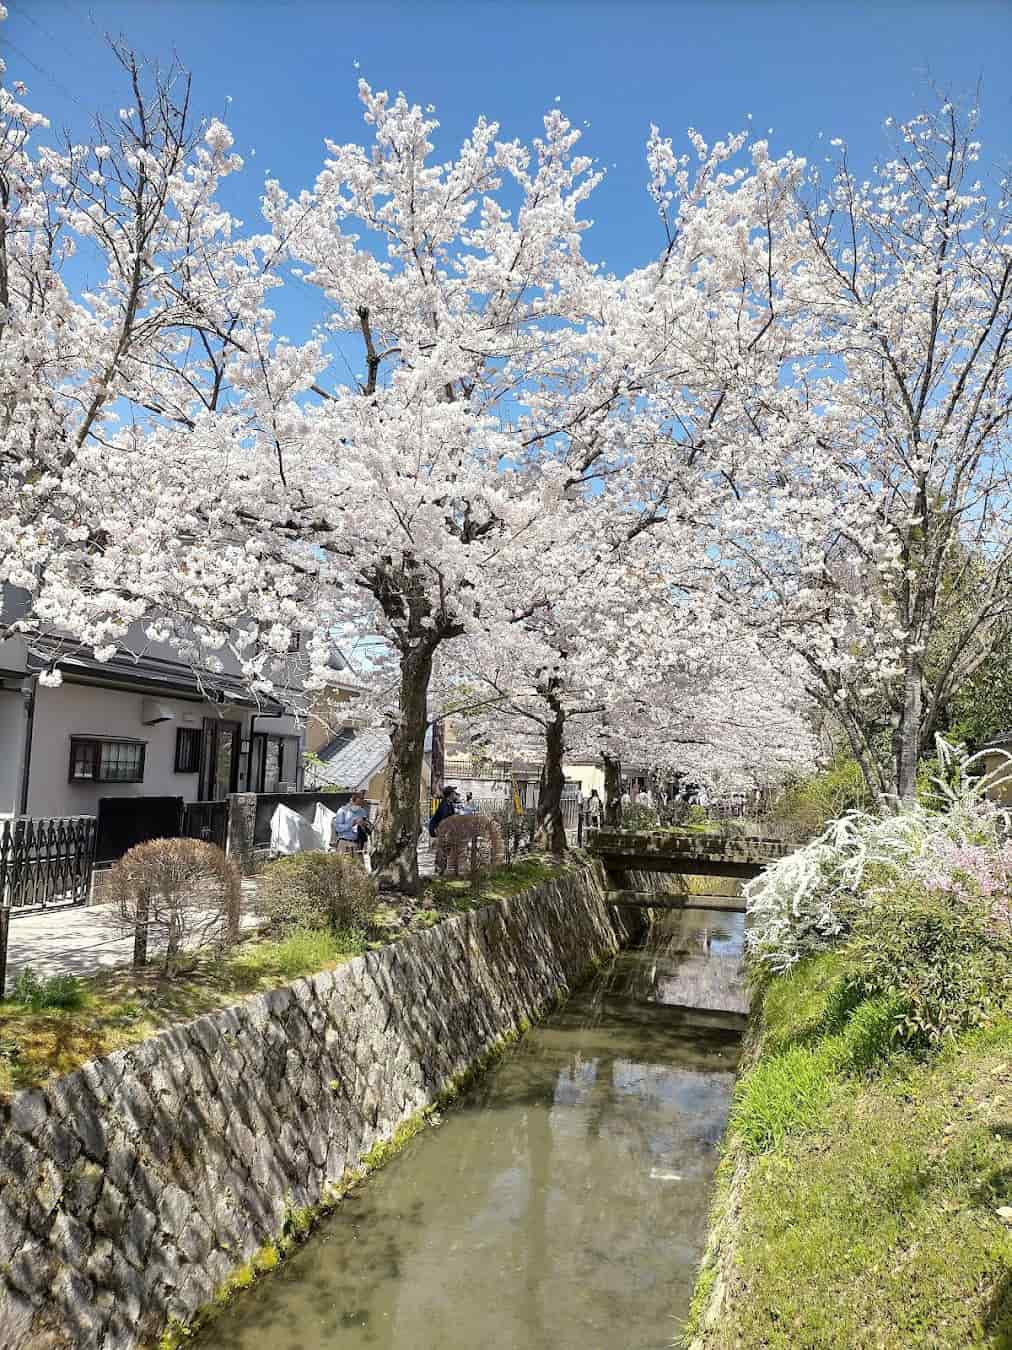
[201, 906, 745, 1350]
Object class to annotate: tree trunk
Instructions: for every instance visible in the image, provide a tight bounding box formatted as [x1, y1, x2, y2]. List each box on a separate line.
[602, 753, 622, 826]
[895, 662, 923, 805]
[371, 644, 434, 894]
[535, 698, 567, 855]
[836, 706, 889, 811]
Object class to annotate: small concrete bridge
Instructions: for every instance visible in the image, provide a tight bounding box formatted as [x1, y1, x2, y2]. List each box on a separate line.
[587, 828, 792, 912]
[587, 827, 794, 1022]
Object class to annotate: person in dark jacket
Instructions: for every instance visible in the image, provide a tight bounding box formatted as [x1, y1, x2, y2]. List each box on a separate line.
[428, 785, 459, 838]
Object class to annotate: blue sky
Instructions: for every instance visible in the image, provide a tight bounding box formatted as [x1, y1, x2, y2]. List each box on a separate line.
[7, 0, 1011, 296]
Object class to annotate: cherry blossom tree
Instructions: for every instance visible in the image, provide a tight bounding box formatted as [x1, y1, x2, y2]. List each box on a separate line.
[0, 35, 319, 698]
[716, 102, 1012, 803]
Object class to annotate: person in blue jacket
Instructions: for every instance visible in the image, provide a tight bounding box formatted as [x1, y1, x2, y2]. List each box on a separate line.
[428, 785, 459, 837]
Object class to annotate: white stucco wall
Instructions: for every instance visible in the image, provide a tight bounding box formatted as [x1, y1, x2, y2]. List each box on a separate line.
[0, 688, 27, 816]
[563, 763, 605, 798]
[24, 682, 301, 818]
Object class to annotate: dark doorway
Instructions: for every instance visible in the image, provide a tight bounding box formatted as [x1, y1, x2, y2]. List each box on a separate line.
[199, 718, 241, 800]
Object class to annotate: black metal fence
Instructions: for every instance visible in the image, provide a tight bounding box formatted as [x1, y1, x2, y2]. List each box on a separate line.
[182, 800, 229, 851]
[0, 815, 96, 910]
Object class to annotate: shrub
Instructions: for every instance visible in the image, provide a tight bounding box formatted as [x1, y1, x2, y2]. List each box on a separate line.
[435, 814, 503, 882]
[746, 742, 1012, 975]
[109, 838, 242, 974]
[259, 850, 376, 934]
[9, 967, 86, 1012]
[843, 881, 1011, 1051]
[771, 756, 870, 836]
[621, 803, 660, 831]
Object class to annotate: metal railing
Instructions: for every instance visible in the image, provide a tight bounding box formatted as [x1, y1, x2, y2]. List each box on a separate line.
[0, 814, 97, 998]
[0, 815, 96, 911]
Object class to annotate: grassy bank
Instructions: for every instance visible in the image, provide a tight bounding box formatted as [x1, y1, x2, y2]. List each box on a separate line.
[684, 954, 1012, 1349]
[0, 853, 568, 1101]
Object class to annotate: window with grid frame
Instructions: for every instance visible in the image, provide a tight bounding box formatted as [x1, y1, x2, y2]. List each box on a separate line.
[69, 737, 146, 784]
[174, 726, 202, 773]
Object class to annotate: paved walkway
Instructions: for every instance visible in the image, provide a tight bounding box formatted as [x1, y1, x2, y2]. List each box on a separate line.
[4, 840, 437, 987]
[3, 882, 262, 987]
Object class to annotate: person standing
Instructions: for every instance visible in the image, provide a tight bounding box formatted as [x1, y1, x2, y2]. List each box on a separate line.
[428, 785, 459, 875]
[333, 792, 372, 853]
[429, 784, 459, 836]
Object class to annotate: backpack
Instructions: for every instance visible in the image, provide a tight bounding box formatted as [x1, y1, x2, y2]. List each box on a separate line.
[428, 799, 454, 837]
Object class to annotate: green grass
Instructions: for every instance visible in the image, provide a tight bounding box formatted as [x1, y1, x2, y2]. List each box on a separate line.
[685, 950, 1012, 1349]
[9, 967, 88, 1011]
[227, 927, 366, 982]
[424, 854, 568, 911]
[0, 853, 569, 1100]
[0, 926, 366, 1098]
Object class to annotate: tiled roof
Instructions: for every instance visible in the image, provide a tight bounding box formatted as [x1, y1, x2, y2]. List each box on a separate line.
[308, 728, 391, 790]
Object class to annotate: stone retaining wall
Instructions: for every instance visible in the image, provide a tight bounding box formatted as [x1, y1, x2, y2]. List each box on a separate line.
[0, 863, 636, 1349]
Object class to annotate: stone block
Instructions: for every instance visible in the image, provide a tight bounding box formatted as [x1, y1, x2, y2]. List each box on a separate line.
[8, 1090, 47, 1139]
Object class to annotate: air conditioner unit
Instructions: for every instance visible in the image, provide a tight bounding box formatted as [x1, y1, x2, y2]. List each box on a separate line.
[140, 698, 175, 725]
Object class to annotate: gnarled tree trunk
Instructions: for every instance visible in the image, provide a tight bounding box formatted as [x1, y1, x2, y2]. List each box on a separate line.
[602, 753, 622, 826]
[371, 643, 434, 894]
[535, 694, 568, 855]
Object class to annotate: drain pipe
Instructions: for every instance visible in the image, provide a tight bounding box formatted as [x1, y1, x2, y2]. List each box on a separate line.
[18, 675, 37, 816]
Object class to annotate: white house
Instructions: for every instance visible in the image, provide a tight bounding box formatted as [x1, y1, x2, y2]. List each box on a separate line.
[0, 587, 309, 822]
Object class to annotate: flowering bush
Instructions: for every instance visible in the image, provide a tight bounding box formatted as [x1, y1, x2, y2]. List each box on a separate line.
[844, 878, 1008, 1049]
[745, 740, 1012, 975]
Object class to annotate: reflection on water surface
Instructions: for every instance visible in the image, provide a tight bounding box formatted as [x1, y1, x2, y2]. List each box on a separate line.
[201, 910, 744, 1350]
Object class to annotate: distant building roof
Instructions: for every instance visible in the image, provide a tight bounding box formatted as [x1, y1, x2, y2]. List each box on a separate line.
[309, 727, 392, 790]
[308, 721, 434, 790]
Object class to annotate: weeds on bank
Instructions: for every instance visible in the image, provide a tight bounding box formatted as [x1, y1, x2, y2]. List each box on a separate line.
[684, 762, 1012, 1349]
[701, 1013, 1012, 1350]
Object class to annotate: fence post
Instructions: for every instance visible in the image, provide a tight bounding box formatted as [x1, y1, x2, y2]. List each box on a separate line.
[225, 793, 258, 875]
[0, 906, 9, 999]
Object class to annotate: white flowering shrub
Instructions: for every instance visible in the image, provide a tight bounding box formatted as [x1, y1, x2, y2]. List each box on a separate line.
[745, 740, 1012, 974]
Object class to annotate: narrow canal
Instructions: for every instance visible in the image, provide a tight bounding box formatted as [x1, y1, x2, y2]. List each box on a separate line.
[203, 905, 745, 1350]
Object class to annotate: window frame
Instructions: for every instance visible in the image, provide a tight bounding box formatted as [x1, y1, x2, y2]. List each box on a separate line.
[173, 726, 203, 773]
[68, 736, 146, 785]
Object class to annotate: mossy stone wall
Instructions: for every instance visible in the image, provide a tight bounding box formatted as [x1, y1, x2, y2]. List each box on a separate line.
[0, 863, 636, 1349]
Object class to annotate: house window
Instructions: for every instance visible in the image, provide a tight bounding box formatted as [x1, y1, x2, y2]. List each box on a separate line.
[287, 631, 302, 654]
[174, 727, 202, 773]
[69, 737, 146, 784]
